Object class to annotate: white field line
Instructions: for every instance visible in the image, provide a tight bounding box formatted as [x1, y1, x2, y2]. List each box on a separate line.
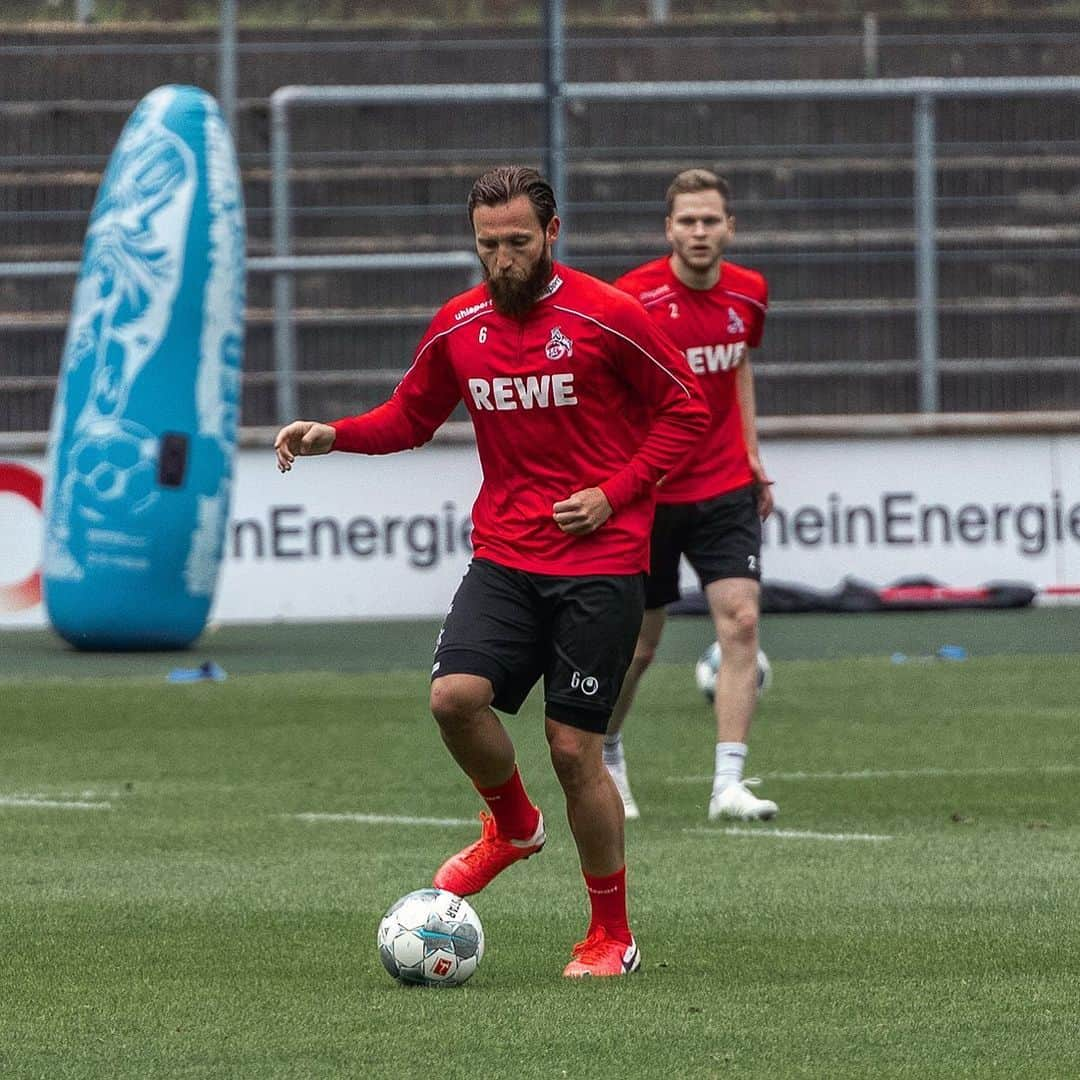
[289, 812, 475, 827]
[686, 826, 893, 842]
[0, 795, 112, 810]
[666, 764, 1080, 784]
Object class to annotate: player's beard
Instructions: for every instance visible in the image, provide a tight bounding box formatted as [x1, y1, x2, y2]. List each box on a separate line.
[483, 248, 553, 318]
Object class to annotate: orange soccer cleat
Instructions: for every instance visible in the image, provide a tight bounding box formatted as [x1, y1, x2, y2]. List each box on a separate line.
[432, 810, 545, 897]
[562, 927, 641, 978]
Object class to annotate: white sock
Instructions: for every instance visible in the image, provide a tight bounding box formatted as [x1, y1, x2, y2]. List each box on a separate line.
[714, 742, 747, 792]
[602, 732, 624, 767]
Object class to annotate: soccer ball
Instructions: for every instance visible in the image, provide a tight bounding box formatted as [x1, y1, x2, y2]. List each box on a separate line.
[694, 641, 773, 702]
[70, 419, 159, 522]
[377, 888, 484, 987]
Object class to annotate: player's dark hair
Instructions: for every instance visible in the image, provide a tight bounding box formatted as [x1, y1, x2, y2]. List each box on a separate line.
[467, 166, 557, 229]
[665, 169, 732, 216]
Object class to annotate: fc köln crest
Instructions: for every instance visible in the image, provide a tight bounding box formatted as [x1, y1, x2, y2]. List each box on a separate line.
[726, 307, 746, 335]
[545, 326, 574, 361]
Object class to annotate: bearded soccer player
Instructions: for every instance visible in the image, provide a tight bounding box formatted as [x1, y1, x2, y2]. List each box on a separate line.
[275, 166, 709, 977]
[608, 168, 776, 823]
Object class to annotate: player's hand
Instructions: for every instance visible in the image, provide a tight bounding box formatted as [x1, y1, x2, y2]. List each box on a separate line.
[274, 421, 336, 473]
[553, 487, 613, 536]
[749, 456, 774, 520]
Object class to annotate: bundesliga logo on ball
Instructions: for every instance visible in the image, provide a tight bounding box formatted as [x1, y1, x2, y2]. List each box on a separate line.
[377, 888, 484, 987]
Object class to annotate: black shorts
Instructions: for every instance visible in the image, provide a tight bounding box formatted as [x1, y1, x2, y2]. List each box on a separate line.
[646, 483, 762, 609]
[432, 558, 646, 734]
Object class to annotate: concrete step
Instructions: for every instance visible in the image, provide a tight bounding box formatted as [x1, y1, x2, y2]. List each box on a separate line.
[4, 92, 1080, 168]
[5, 244, 1078, 318]
[6, 353, 1080, 432]
[9, 198, 1073, 249]
[2, 19, 1079, 103]
[758, 365, 1080, 416]
[3, 297, 1075, 380]
[13, 152, 1080, 201]
[4, 220, 1078, 263]
[4, 154, 1077, 243]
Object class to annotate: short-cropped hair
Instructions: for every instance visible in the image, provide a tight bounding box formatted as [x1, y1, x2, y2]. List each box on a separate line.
[666, 169, 732, 216]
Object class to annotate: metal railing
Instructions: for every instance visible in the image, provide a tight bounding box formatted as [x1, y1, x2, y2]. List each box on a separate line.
[3, 56, 1080, 430]
[268, 76, 1080, 422]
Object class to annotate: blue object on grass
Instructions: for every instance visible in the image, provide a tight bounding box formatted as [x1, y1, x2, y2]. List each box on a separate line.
[891, 645, 968, 665]
[937, 644, 968, 661]
[168, 661, 227, 683]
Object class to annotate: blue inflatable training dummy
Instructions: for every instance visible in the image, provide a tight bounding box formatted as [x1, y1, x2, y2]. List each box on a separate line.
[43, 85, 245, 650]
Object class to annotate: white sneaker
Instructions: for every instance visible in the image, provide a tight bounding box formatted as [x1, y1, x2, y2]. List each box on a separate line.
[708, 778, 778, 822]
[605, 758, 641, 820]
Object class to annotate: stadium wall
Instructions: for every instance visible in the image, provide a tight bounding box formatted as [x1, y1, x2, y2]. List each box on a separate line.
[5, 423, 1080, 629]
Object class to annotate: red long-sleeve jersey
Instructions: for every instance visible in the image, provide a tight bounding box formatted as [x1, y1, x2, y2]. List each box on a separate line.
[615, 257, 768, 504]
[331, 263, 709, 575]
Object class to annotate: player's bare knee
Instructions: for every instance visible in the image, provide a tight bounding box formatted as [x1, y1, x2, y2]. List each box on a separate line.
[549, 745, 588, 792]
[722, 607, 759, 651]
[546, 726, 592, 790]
[429, 675, 486, 729]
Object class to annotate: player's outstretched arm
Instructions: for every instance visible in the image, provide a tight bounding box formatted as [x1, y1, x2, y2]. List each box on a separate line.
[274, 420, 336, 473]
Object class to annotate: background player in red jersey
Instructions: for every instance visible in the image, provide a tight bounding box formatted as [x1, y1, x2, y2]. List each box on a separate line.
[274, 166, 709, 977]
[608, 168, 777, 823]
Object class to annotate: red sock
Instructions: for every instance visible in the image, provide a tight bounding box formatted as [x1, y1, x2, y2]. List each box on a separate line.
[583, 866, 632, 945]
[475, 766, 540, 840]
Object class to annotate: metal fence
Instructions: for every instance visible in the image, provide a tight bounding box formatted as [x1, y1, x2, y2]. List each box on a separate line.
[1, 30, 1079, 430]
[264, 76, 1080, 424]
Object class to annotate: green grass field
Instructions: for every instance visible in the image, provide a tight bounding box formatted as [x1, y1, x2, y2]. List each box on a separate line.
[3, 610, 1080, 1078]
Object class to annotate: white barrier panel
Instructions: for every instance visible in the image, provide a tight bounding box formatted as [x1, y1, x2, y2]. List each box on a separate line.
[759, 434, 1080, 590]
[221, 448, 481, 620]
[4, 432, 1080, 628]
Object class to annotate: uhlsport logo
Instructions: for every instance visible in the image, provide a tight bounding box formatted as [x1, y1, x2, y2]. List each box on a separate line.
[570, 671, 599, 696]
[0, 461, 44, 612]
[545, 326, 574, 361]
